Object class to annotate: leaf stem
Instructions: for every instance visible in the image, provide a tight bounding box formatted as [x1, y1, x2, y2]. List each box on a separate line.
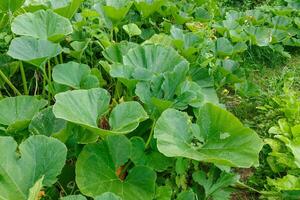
[46, 60, 53, 103]
[0, 69, 21, 95]
[19, 61, 28, 95]
[59, 53, 63, 64]
[145, 121, 156, 149]
[235, 181, 262, 194]
[54, 56, 59, 65]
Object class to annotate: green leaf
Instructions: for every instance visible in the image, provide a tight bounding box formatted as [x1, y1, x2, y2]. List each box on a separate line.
[53, 88, 110, 131]
[53, 0, 84, 19]
[109, 44, 193, 111]
[123, 23, 142, 37]
[60, 195, 87, 200]
[52, 61, 92, 89]
[109, 102, 148, 133]
[245, 27, 272, 47]
[176, 190, 196, 200]
[193, 168, 237, 199]
[267, 175, 300, 191]
[103, 42, 139, 63]
[11, 10, 73, 42]
[134, 0, 164, 18]
[123, 45, 189, 77]
[154, 103, 264, 167]
[76, 135, 156, 199]
[95, 0, 133, 25]
[7, 36, 62, 68]
[130, 137, 174, 172]
[29, 107, 66, 137]
[0, 0, 24, 12]
[53, 89, 147, 135]
[0, 96, 47, 133]
[155, 185, 173, 200]
[0, 135, 67, 200]
[24, 0, 83, 18]
[80, 74, 100, 89]
[215, 37, 233, 57]
[95, 192, 122, 200]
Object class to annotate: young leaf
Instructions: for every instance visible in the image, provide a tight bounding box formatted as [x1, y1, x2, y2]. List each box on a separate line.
[52, 61, 92, 89]
[0, 135, 67, 200]
[154, 103, 264, 167]
[109, 102, 148, 133]
[76, 135, 156, 199]
[123, 23, 142, 37]
[193, 169, 238, 199]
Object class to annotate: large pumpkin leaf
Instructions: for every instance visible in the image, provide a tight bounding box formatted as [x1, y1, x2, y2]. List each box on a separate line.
[52, 61, 93, 89]
[245, 26, 272, 47]
[0, 0, 24, 12]
[101, 0, 133, 24]
[11, 9, 73, 42]
[0, 135, 67, 200]
[108, 44, 201, 111]
[24, 0, 83, 19]
[123, 44, 189, 76]
[154, 103, 264, 167]
[53, 89, 148, 135]
[7, 36, 62, 68]
[76, 135, 156, 199]
[52, 0, 83, 19]
[102, 41, 139, 63]
[53, 88, 111, 131]
[0, 96, 47, 133]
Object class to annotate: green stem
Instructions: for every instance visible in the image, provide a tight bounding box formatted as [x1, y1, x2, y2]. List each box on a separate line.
[19, 61, 28, 95]
[145, 121, 156, 149]
[59, 53, 63, 64]
[46, 61, 53, 103]
[54, 57, 59, 65]
[236, 181, 262, 194]
[0, 69, 21, 95]
[42, 76, 46, 97]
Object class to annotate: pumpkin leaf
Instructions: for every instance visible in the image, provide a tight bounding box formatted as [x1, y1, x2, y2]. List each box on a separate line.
[7, 36, 62, 68]
[76, 135, 156, 199]
[0, 135, 67, 199]
[154, 103, 264, 167]
[11, 9, 73, 42]
[0, 96, 47, 133]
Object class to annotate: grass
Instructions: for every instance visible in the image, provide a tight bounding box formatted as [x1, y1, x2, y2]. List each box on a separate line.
[220, 48, 300, 197]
